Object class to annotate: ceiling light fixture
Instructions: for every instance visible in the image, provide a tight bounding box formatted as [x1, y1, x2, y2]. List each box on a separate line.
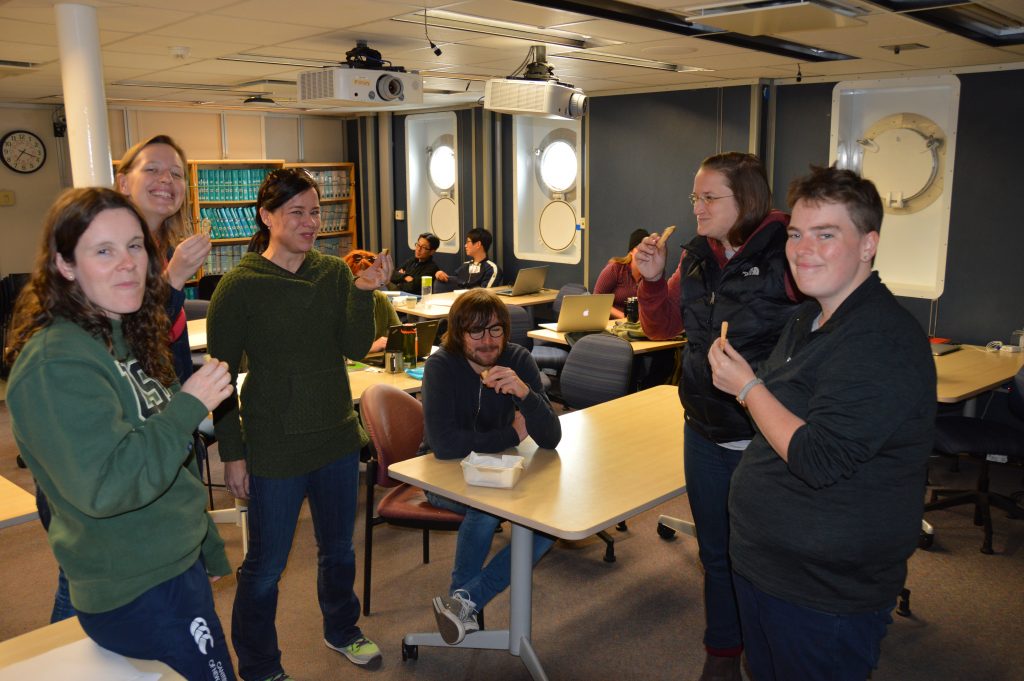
[552, 50, 708, 72]
[218, 53, 340, 68]
[392, 10, 616, 50]
[112, 80, 274, 96]
[243, 95, 276, 105]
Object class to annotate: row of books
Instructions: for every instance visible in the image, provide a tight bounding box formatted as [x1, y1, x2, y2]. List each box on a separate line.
[315, 235, 354, 258]
[199, 207, 258, 239]
[320, 204, 350, 231]
[196, 168, 272, 201]
[203, 245, 247, 275]
[306, 169, 351, 199]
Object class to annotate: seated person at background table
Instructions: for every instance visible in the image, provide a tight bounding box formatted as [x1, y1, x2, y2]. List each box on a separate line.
[390, 232, 440, 294]
[344, 249, 400, 353]
[434, 228, 500, 290]
[6, 187, 236, 681]
[420, 289, 561, 645]
[708, 166, 936, 681]
[594, 228, 648, 319]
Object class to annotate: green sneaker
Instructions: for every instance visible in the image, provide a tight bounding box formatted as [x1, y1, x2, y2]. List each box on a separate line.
[325, 636, 383, 670]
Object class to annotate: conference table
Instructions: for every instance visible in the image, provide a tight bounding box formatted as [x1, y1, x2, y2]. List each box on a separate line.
[389, 385, 686, 680]
[0, 617, 183, 680]
[527, 322, 686, 355]
[394, 289, 558, 320]
[0, 475, 37, 530]
[934, 344, 1024, 414]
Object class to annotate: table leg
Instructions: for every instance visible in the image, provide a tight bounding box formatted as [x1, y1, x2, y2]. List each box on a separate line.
[962, 397, 978, 417]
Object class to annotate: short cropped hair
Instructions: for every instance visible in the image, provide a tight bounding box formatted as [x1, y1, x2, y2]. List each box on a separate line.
[418, 232, 440, 250]
[442, 289, 510, 357]
[787, 165, 883, 235]
[465, 228, 492, 253]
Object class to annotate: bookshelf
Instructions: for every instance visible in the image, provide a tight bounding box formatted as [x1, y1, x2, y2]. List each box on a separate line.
[190, 160, 358, 278]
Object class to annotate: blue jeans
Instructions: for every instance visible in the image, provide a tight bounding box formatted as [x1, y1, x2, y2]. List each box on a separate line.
[35, 485, 76, 623]
[734, 572, 893, 681]
[232, 453, 362, 681]
[426, 492, 554, 609]
[685, 422, 744, 653]
[78, 561, 235, 681]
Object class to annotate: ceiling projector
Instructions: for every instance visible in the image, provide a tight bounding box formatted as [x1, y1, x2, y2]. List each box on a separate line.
[297, 41, 422, 107]
[484, 79, 587, 119]
[297, 68, 423, 107]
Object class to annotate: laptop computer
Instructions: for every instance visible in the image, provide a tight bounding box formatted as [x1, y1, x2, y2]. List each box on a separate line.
[539, 294, 615, 333]
[931, 343, 960, 356]
[365, 320, 441, 366]
[494, 266, 548, 297]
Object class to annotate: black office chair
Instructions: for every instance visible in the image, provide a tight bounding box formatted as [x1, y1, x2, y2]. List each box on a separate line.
[925, 366, 1024, 554]
[558, 333, 635, 561]
[506, 304, 534, 351]
[531, 283, 588, 378]
[196, 274, 223, 300]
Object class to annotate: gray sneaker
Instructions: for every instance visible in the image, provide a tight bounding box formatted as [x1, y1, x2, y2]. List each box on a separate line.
[431, 589, 480, 645]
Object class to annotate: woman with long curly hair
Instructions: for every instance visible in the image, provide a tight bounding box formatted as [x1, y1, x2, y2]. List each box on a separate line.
[5, 187, 236, 681]
[343, 248, 400, 353]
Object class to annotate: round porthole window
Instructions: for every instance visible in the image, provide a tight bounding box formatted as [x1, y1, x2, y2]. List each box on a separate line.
[539, 140, 577, 193]
[428, 144, 456, 193]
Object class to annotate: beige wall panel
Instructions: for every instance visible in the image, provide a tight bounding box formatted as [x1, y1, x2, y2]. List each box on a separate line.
[225, 114, 265, 159]
[136, 110, 222, 158]
[265, 117, 299, 162]
[301, 117, 346, 162]
[0, 107, 67, 274]
[107, 109, 128, 160]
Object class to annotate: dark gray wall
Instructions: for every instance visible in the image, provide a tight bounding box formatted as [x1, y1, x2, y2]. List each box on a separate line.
[772, 71, 1024, 346]
[586, 86, 752, 286]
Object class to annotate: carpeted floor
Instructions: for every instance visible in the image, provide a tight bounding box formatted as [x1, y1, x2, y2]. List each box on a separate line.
[2, 399, 1023, 680]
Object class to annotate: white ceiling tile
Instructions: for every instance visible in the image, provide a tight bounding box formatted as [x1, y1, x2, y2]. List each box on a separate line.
[441, 0, 594, 29]
[0, 41, 59, 63]
[95, 6, 196, 34]
[150, 16, 325, 44]
[211, 0, 401, 27]
[103, 36, 261, 59]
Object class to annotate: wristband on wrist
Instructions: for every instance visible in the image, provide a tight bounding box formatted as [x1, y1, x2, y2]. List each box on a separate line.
[736, 377, 764, 407]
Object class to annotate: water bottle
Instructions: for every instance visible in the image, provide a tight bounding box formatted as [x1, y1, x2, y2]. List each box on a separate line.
[420, 275, 433, 306]
[626, 296, 639, 323]
[401, 323, 418, 369]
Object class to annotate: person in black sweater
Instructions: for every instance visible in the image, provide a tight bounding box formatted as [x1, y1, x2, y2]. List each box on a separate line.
[389, 232, 440, 295]
[420, 289, 561, 645]
[709, 166, 936, 681]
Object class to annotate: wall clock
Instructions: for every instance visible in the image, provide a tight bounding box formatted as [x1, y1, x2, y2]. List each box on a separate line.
[1, 129, 47, 174]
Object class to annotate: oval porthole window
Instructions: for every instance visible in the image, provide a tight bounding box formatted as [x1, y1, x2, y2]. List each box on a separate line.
[428, 144, 456, 193]
[539, 140, 577, 193]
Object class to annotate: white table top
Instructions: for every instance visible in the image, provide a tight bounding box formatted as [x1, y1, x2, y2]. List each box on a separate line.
[394, 289, 559, 319]
[527, 322, 686, 355]
[935, 344, 1024, 404]
[389, 385, 686, 540]
[0, 475, 37, 530]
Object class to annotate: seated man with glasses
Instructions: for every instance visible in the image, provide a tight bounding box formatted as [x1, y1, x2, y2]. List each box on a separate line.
[420, 289, 561, 645]
[390, 232, 440, 295]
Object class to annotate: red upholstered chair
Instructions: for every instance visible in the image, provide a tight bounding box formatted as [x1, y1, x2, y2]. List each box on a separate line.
[359, 383, 464, 615]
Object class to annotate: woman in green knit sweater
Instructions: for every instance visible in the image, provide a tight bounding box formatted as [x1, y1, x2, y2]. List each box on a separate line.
[207, 168, 393, 681]
[6, 188, 235, 680]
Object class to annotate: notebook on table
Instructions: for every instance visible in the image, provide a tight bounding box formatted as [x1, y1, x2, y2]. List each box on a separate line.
[930, 343, 960, 356]
[538, 294, 614, 333]
[494, 266, 548, 297]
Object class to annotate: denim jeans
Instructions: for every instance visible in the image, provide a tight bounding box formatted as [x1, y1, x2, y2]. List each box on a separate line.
[78, 561, 235, 681]
[426, 491, 554, 609]
[684, 422, 745, 653]
[232, 453, 362, 681]
[734, 572, 893, 681]
[35, 484, 76, 623]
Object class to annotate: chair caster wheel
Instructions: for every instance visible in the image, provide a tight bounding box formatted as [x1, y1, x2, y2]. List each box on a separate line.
[657, 523, 676, 540]
[918, 531, 933, 549]
[401, 641, 418, 661]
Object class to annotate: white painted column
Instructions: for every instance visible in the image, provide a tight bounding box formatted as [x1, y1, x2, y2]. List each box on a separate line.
[55, 3, 112, 188]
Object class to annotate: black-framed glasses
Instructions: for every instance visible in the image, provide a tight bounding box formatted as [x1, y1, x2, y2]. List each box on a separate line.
[351, 254, 376, 264]
[467, 324, 505, 340]
[689, 192, 734, 206]
[415, 241, 435, 251]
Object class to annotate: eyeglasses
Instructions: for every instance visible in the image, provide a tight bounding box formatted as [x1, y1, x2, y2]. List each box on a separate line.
[351, 254, 376, 264]
[467, 324, 505, 340]
[689, 192, 734, 206]
[415, 242, 435, 251]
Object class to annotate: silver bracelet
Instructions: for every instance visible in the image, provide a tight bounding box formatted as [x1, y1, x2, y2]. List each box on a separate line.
[736, 378, 764, 407]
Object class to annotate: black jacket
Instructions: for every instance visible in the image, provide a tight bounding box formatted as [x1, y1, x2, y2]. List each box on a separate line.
[678, 212, 796, 442]
[730, 272, 936, 613]
[389, 256, 439, 295]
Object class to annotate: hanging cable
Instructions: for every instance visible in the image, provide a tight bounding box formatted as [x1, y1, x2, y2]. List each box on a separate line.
[424, 7, 442, 56]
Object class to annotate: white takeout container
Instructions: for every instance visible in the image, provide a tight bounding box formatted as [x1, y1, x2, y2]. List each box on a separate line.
[461, 453, 527, 489]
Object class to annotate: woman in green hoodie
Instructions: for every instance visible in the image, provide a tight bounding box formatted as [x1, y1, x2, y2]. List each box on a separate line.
[5, 187, 236, 680]
[208, 168, 393, 681]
